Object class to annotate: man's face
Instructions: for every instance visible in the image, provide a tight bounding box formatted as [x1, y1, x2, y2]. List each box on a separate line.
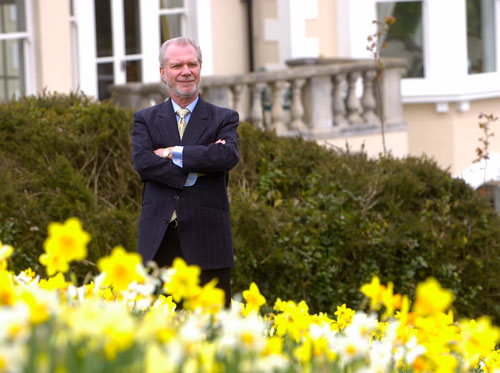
[160, 43, 201, 101]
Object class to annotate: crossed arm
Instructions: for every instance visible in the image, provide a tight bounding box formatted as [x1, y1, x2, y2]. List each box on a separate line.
[153, 139, 226, 160]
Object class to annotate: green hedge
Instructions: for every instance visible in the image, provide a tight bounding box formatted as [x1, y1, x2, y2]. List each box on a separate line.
[0, 93, 141, 276]
[230, 125, 500, 322]
[2, 93, 500, 322]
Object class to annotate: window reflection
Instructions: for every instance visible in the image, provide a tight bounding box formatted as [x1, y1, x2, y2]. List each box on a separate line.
[0, 1, 26, 102]
[0, 0, 26, 33]
[377, 1, 424, 78]
[97, 63, 114, 100]
[160, 14, 182, 42]
[126, 60, 142, 82]
[95, 0, 113, 58]
[0, 39, 25, 101]
[160, 0, 183, 9]
[467, 0, 496, 74]
[124, 0, 141, 55]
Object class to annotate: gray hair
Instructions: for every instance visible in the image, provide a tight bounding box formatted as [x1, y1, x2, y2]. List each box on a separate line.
[159, 37, 203, 67]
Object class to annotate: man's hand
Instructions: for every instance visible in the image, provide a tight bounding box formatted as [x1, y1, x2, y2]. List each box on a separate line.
[215, 139, 226, 144]
[154, 147, 172, 159]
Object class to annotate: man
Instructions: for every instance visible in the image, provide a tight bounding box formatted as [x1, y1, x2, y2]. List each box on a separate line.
[131, 37, 239, 306]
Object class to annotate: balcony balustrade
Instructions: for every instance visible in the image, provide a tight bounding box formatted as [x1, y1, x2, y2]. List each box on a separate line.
[110, 58, 406, 140]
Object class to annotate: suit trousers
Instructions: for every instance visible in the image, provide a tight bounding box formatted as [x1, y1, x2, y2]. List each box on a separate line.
[153, 220, 232, 307]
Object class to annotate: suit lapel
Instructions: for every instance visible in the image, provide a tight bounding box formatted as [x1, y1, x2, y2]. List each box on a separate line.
[182, 96, 209, 145]
[154, 99, 181, 145]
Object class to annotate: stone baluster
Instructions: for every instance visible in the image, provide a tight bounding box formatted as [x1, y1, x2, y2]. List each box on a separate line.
[290, 78, 307, 132]
[332, 73, 348, 128]
[361, 70, 380, 124]
[204, 86, 231, 108]
[346, 72, 363, 125]
[271, 81, 286, 134]
[230, 84, 245, 120]
[249, 83, 264, 129]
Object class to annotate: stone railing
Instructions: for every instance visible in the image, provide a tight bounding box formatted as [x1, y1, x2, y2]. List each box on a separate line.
[111, 58, 406, 139]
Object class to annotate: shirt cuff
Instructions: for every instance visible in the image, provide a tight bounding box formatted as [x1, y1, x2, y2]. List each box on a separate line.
[172, 146, 183, 168]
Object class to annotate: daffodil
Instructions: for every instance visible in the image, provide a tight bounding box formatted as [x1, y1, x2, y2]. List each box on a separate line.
[39, 217, 90, 276]
[17, 287, 56, 324]
[262, 336, 284, 356]
[458, 316, 500, 368]
[273, 299, 311, 342]
[185, 279, 224, 314]
[97, 246, 145, 291]
[163, 258, 200, 303]
[242, 282, 266, 316]
[413, 277, 453, 316]
[39, 272, 71, 291]
[0, 270, 16, 306]
[0, 241, 13, 271]
[335, 304, 355, 330]
[482, 349, 500, 372]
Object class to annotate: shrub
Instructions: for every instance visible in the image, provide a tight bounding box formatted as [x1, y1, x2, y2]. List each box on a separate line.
[0, 93, 142, 276]
[229, 124, 500, 322]
[2, 93, 500, 322]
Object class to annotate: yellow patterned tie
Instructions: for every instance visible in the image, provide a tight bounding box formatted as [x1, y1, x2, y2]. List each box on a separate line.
[170, 108, 190, 224]
[177, 108, 190, 139]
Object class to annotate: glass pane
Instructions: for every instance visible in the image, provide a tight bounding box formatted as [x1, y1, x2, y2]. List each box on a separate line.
[467, 0, 496, 74]
[95, 0, 113, 57]
[160, 14, 182, 43]
[97, 62, 114, 100]
[377, 1, 424, 78]
[126, 60, 142, 82]
[0, 39, 25, 102]
[124, 0, 141, 55]
[0, 0, 26, 33]
[160, 0, 184, 9]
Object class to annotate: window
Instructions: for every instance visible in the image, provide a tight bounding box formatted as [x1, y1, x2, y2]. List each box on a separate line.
[69, 0, 79, 91]
[94, 0, 143, 100]
[467, 0, 497, 74]
[159, 0, 186, 43]
[376, 1, 424, 78]
[74, 0, 196, 99]
[0, 0, 28, 102]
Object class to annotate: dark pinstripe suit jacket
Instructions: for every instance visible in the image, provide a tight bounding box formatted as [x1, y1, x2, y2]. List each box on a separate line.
[131, 96, 239, 270]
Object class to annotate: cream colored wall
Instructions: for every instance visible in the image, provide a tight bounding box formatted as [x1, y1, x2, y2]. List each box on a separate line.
[405, 98, 500, 175]
[405, 103, 455, 171]
[319, 130, 408, 158]
[209, 0, 249, 75]
[33, 0, 73, 93]
[252, 0, 280, 69]
[305, 0, 338, 58]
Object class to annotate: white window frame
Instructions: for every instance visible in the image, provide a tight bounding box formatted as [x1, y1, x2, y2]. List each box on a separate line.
[73, 0, 206, 98]
[0, 0, 36, 99]
[340, 0, 500, 109]
[73, 0, 161, 98]
[158, 1, 187, 37]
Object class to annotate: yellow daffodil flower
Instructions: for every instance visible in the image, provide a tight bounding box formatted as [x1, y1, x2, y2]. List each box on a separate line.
[413, 277, 454, 316]
[97, 246, 145, 291]
[242, 282, 266, 316]
[163, 258, 200, 303]
[39, 218, 90, 276]
[0, 241, 13, 271]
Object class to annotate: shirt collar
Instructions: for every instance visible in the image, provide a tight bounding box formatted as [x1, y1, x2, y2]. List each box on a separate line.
[171, 95, 199, 115]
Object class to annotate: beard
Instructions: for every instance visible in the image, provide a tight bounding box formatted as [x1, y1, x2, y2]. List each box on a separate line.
[166, 80, 200, 99]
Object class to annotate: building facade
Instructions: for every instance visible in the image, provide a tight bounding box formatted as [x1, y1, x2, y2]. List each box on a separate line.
[2, 0, 500, 177]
